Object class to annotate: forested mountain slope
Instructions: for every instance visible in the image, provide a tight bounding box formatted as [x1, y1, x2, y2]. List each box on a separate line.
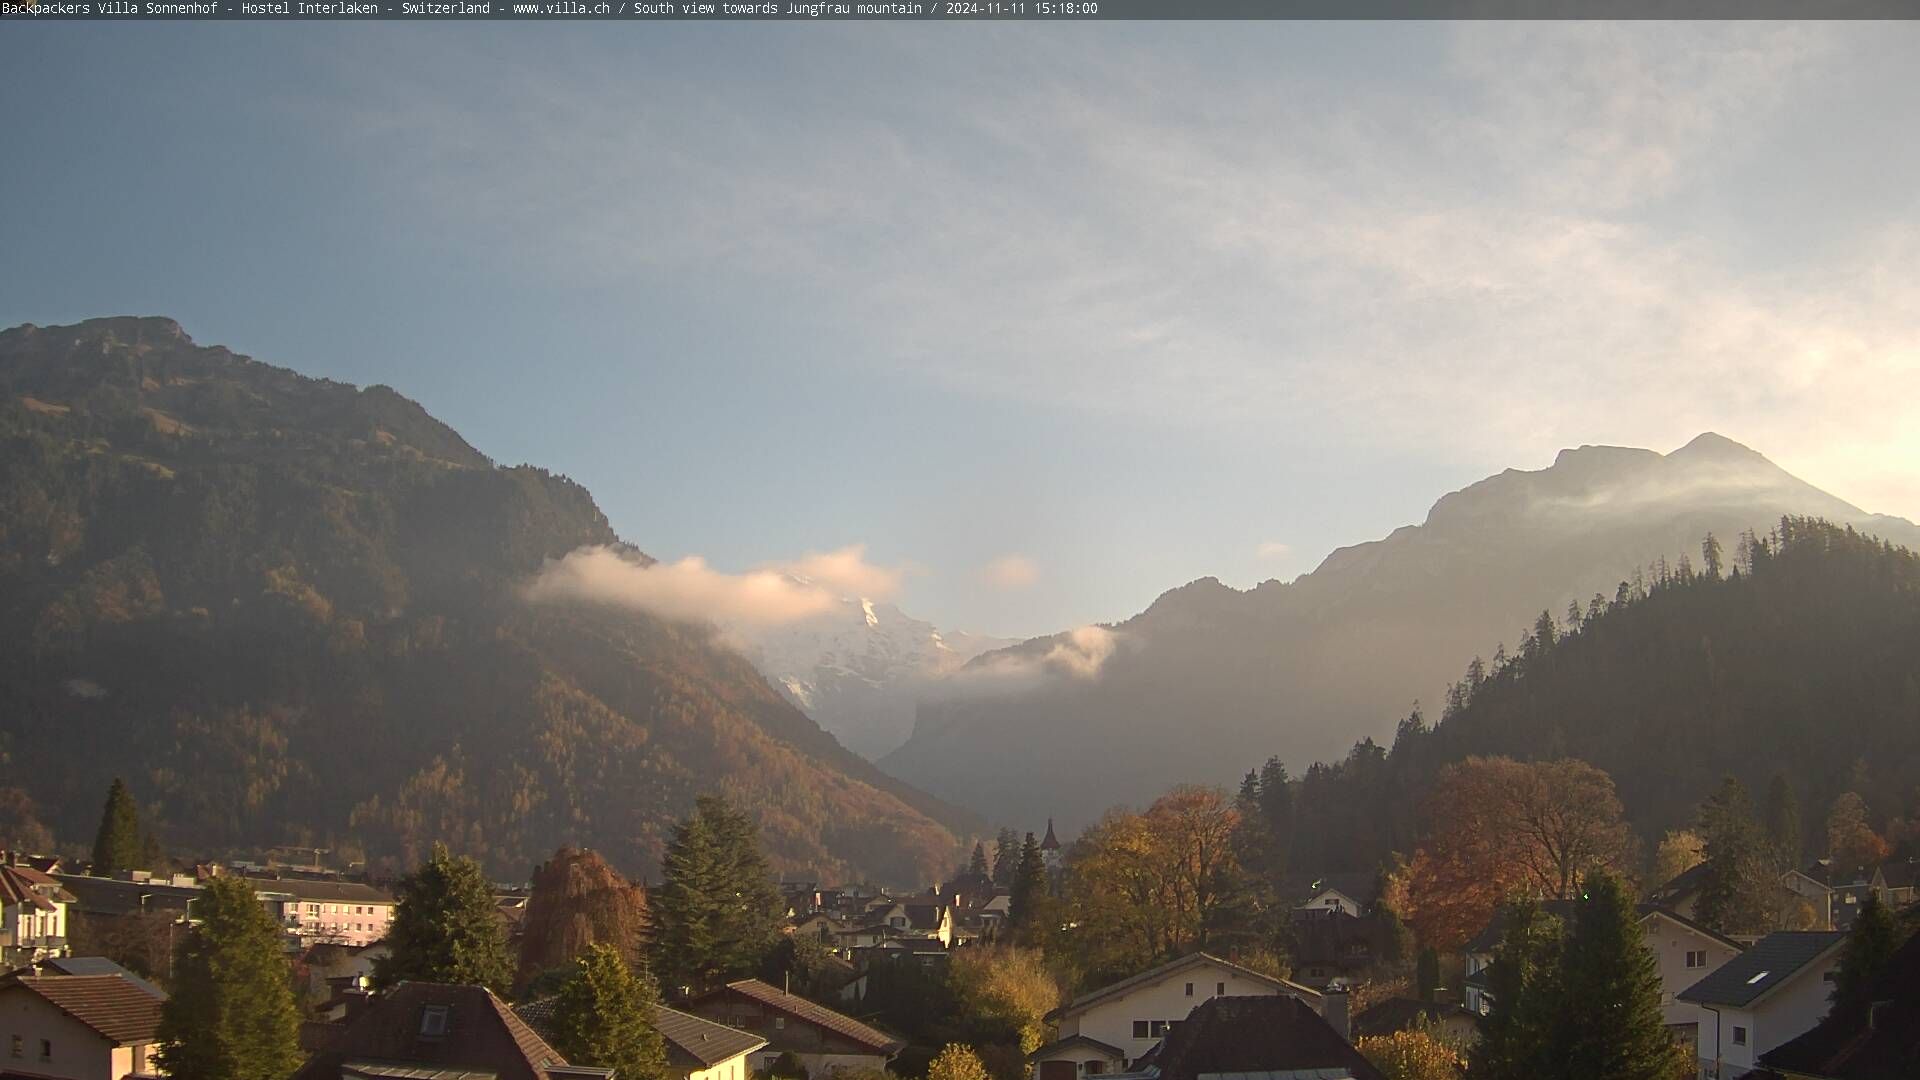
[884, 437, 1920, 829]
[0, 316, 969, 883]
[1282, 518, 1920, 876]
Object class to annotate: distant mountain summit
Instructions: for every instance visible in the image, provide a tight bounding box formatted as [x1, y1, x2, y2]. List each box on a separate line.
[881, 434, 1920, 830]
[728, 594, 1008, 759]
[0, 316, 971, 883]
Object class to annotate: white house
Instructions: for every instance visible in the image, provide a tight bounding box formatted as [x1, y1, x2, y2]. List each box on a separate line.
[1031, 952, 1321, 1080]
[0, 973, 163, 1080]
[0, 865, 73, 967]
[1293, 888, 1365, 920]
[1676, 930, 1847, 1080]
[1639, 908, 1746, 1040]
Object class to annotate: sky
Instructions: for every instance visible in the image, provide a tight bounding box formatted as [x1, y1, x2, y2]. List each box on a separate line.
[4, 23, 1919, 639]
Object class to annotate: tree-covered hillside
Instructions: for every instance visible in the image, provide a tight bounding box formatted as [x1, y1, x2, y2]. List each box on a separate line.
[0, 316, 969, 883]
[1278, 517, 1920, 877]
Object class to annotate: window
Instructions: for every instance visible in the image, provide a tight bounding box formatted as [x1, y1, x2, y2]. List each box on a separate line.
[1732, 1026, 1747, 1047]
[774, 1017, 786, 1030]
[1184, 982, 1194, 997]
[1085, 1064, 1104, 1076]
[10, 1035, 20, 1058]
[38, 1040, 50, 1062]
[1148, 1021, 1170, 1038]
[420, 1005, 450, 1037]
[1216, 982, 1225, 996]
[1132, 1021, 1149, 1039]
[1685, 950, 1708, 969]
[1746, 971, 1771, 985]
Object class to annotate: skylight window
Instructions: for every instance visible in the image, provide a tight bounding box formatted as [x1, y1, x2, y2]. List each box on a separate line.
[1745, 971, 1770, 985]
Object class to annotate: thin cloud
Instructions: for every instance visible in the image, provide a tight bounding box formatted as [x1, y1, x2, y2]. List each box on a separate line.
[524, 543, 906, 627]
[1255, 541, 1293, 561]
[981, 554, 1040, 590]
[935, 625, 1121, 700]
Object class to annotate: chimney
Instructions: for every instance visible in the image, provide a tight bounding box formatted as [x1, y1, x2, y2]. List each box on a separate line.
[1321, 985, 1350, 1042]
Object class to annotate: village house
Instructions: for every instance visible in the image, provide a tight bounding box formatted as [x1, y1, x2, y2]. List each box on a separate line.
[1755, 927, 1920, 1079]
[518, 1000, 767, 1080]
[0, 865, 74, 968]
[1676, 930, 1847, 1080]
[0, 971, 164, 1080]
[295, 981, 606, 1080]
[1032, 952, 1322, 1080]
[685, 977, 904, 1076]
[249, 877, 396, 947]
[1350, 997, 1480, 1045]
[863, 899, 954, 947]
[1136, 995, 1382, 1080]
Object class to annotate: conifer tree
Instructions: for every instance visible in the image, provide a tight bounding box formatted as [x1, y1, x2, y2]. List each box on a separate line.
[1830, 891, 1900, 1015]
[374, 842, 513, 993]
[992, 828, 1020, 887]
[91, 778, 142, 876]
[1470, 898, 1560, 1080]
[551, 943, 670, 1080]
[654, 796, 783, 992]
[1008, 832, 1047, 931]
[1695, 777, 1775, 935]
[967, 841, 991, 880]
[1415, 947, 1440, 1002]
[1554, 871, 1688, 1080]
[1764, 772, 1802, 868]
[155, 876, 302, 1080]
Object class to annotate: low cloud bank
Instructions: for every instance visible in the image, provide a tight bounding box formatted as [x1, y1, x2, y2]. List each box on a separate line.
[525, 543, 903, 627]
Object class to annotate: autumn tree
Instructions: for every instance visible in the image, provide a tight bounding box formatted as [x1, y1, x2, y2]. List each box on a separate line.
[550, 943, 670, 1080]
[516, 845, 650, 991]
[1405, 758, 1633, 950]
[1826, 792, 1890, 869]
[155, 877, 302, 1080]
[948, 946, 1061, 1054]
[374, 842, 513, 993]
[1694, 777, 1776, 936]
[926, 1044, 993, 1080]
[653, 796, 783, 993]
[1357, 1027, 1466, 1080]
[0, 788, 55, 854]
[1651, 830, 1706, 888]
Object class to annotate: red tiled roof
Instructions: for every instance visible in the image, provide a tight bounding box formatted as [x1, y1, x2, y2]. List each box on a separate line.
[698, 979, 902, 1054]
[0, 866, 73, 912]
[4, 976, 163, 1044]
[292, 983, 567, 1080]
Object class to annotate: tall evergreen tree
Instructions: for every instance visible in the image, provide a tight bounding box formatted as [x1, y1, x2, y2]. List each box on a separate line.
[992, 828, 1020, 888]
[1829, 891, 1900, 1015]
[1415, 947, 1440, 1002]
[1554, 871, 1688, 1080]
[1470, 898, 1561, 1080]
[374, 843, 513, 993]
[1695, 777, 1775, 935]
[155, 876, 302, 1080]
[1008, 832, 1047, 931]
[550, 943, 670, 1080]
[967, 841, 992, 880]
[1256, 757, 1294, 886]
[1764, 772, 1802, 869]
[653, 796, 783, 993]
[91, 778, 142, 876]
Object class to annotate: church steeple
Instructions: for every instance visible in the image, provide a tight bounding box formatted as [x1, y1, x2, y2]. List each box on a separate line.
[1040, 818, 1060, 851]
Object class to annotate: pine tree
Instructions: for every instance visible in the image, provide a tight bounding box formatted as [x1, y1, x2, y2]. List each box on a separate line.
[1554, 871, 1688, 1080]
[91, 778, 142, 876]
[1702, 532, 1724, 579]
[1829, 891, 1900, 1015]
[653, 796, 782, 992]
[1415, 947, 1439, 1002]
[550, 943, 670, 1080]
[1763, 772, 1802, 868]
[155, 876, 302, 1080]
[374, 843, 513, 993]
[1008, 832, 1047, 931]
[967, 841, 991, 880]
[992, 828, 1020, 887]
[1695, 777, 1775, 935]
[1470, 898, 1560, 1080]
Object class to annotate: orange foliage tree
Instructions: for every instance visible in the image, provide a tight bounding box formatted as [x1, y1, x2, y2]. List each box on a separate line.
[1405, 757, 1635, 951]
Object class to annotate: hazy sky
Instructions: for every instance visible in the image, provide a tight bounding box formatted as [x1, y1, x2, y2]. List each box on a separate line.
[5, 23, 1918, 638]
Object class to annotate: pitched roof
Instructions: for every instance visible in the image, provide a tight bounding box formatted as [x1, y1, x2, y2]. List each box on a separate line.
[1758, 930, 1920, 1079]
[1350, 998, 1478, 1039]
[1146, 996, 1385, 1080]
[1041, 820, 1061, 851]
[654, 1005, 769, 1068]
[292, 983, 567, 1080]
[1677, 931, 1846, 1008]
[1028, 1034, 1125, 1061]
[246, 876, 394, 904]
[696, 979, 903, 1054]
[0, 865, 74, 911]
[3, 975, 163, 1044]
[1640, 905, 1747, 952]
[1053, 953, 1319, 1022]
[40, 956, 168, 1001]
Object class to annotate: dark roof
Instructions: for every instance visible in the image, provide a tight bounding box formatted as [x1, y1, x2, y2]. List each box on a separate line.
[1759, 930, 1920, 1079]
[1876, 859, 1920, 890]
[1350, 998, 1478, 1039]
[1640, 906, 1747, 952]
[0, 865, 74, 911]
[1651, 860, 1713, 902]
[246, 876, 394, 904]
[1463, 901, 1580, 956]
[654, 1005, 769, 1068]
[1027, 1034, 1124, 1061]
[292, 982, 566, 1080]
[1041, 820, 1061, 851]
[40, 956, 168, 1001]
[1678, 932, 1846, 1008]
[1148, 996, 1385, 1080]
[54, 874, 199, 916]
[1052, 952, 1318, 1021]
[2, 975, 164, 1044]
[692, 979, 903, 1054]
